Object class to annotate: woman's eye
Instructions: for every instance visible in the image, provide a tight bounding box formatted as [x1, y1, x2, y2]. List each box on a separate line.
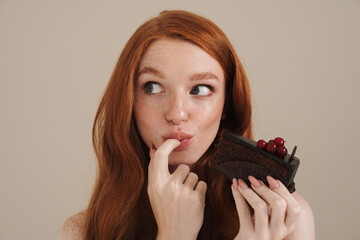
[143, 82, 163, 94]
[190, 85, 213, 96]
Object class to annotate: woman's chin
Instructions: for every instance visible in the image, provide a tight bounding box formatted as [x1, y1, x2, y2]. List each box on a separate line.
[167, 146, 207, 172]
[168, 155, 198, 170]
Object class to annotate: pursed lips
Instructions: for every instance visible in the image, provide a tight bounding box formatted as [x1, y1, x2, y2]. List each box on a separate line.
[162, 131, 193, 151]
[162, 131, 193, 141]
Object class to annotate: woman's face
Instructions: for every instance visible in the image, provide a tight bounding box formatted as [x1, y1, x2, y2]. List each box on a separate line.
[134, 38, 225, 167]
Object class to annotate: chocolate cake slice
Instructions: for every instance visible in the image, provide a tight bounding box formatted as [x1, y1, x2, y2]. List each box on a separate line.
[214, 130, 300, 193]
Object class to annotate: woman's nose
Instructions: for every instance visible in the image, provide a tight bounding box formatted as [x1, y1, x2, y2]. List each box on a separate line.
[165, 95, 189, 125]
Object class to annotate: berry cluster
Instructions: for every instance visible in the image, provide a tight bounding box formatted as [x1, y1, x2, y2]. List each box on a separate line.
[257, 137, 288, 158]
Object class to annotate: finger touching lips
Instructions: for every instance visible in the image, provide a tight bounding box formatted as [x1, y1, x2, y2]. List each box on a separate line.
[151, 139, 180, 176]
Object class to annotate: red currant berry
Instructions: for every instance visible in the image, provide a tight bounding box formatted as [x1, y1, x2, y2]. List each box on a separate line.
[268, 139, 274, 144]
[277, 145, 288, 158]
[265, 142, 277, 154]
[274, 137, 285, 147]
[257, 139, 266, 149]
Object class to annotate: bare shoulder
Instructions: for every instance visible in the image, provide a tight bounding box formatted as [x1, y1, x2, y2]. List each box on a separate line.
[292, 192, 315, 224]
[291, 192, 313, 212]
[285, 192, 315, 240]
[59, 210, 86, 240]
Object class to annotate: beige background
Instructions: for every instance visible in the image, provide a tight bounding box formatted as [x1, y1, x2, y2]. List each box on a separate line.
[1, 0, 359, 239]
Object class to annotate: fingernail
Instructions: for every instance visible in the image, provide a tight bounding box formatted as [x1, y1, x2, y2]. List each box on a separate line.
[232, 178, 238, 190]
[267, 176, 279, 189]
[238, 179, 248, 189]
[248, 176, 261, 188]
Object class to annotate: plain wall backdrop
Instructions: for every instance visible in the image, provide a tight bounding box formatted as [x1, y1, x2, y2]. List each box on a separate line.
[1, 0, 359, 239]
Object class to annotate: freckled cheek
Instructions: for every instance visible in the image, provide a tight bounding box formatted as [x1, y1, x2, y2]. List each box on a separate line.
[134, 102, 163, 144]
[194, 101, 224, 129]
[135, 99, 160, 121]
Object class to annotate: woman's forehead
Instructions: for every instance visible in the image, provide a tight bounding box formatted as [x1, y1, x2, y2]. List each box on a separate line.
[138, 38, 224, 80]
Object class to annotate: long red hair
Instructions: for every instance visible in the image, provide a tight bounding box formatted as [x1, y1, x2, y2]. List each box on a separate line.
[84, 10, 252, 239]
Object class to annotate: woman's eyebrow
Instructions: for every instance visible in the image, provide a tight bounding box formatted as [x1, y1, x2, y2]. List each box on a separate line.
[138, 67, 219, 82]
[190, 72, 219, 81]
[138, 67, 165, 79]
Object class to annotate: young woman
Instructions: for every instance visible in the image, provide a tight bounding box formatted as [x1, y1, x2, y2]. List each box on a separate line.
[60, 10, 315, 240]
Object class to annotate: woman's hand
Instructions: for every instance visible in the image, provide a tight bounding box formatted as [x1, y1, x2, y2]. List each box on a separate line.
[147, 139, 207, 240]
[232, 176, 301, 240]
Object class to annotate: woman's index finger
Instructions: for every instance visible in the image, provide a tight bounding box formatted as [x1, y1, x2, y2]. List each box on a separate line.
[150, 139, 180, 177]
